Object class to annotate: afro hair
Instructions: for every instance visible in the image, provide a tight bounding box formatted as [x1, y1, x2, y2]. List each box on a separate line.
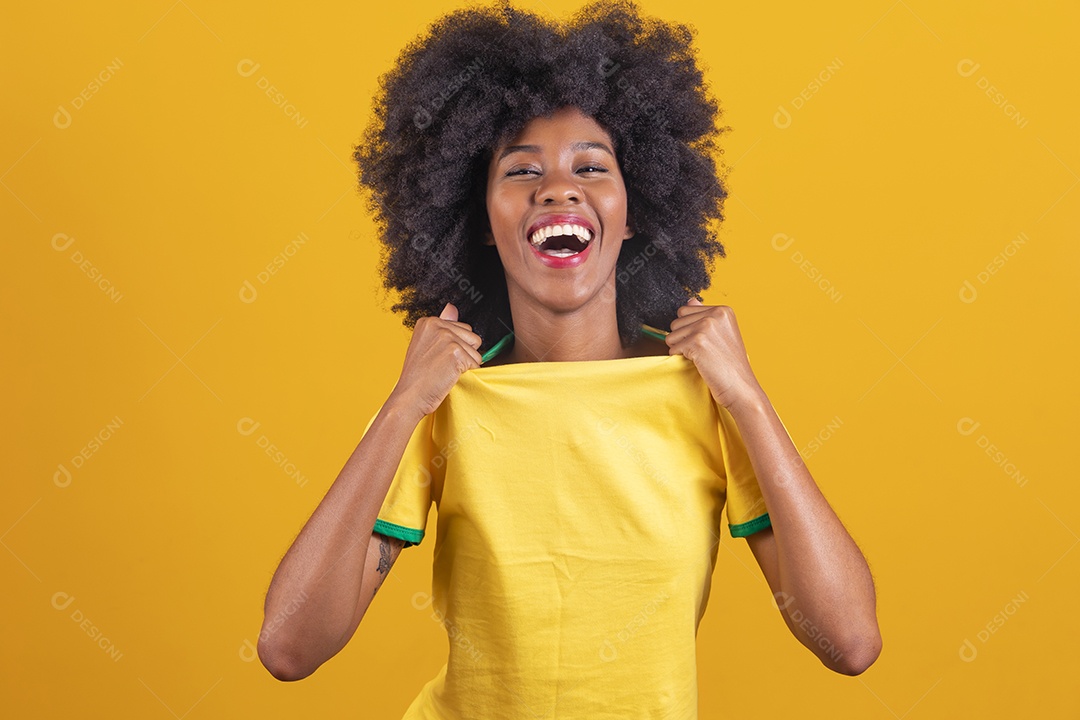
[354, 0, 730, 355]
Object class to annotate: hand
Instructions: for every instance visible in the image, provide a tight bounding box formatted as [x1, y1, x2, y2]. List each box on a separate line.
[388, 302, 483, 418]
[665, 297, 764, 411]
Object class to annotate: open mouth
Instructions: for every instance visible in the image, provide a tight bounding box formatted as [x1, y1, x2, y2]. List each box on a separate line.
[527, 223, 594, 258]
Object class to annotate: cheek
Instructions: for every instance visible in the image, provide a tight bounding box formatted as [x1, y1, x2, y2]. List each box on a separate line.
[599, 187, 629, 224]
[485, 192, 513, 234]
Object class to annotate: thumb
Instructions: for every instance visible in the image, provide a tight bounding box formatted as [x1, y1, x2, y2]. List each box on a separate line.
[688, 296, 703, 306]
[439, 302, 458, 322]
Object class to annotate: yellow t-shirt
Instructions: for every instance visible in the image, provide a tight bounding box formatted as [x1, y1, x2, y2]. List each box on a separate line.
[362, 352, 783, 719]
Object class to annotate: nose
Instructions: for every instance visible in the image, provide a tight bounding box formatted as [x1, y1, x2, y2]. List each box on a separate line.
[536, 168, 580, 204]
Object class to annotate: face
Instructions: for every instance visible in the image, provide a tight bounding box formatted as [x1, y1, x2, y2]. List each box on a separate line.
[484, 105, 634, 315]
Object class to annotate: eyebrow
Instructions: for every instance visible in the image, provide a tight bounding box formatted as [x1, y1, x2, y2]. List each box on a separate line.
[497, 141, 614, 162]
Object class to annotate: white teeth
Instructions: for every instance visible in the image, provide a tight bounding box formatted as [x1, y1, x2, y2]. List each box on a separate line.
[528, 223, 594, 246]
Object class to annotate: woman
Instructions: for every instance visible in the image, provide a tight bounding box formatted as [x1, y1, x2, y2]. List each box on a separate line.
[258, 0, 881, 715]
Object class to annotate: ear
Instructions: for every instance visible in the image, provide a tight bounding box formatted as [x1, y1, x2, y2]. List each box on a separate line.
[623, 216, 635, 241]
[483, 229, 496, 246]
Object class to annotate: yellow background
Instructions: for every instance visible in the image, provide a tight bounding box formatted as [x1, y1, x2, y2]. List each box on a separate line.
[3, 0, 1076, 717]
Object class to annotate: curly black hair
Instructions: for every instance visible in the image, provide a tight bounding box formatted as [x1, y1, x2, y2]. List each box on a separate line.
[354, 0, 729, 355]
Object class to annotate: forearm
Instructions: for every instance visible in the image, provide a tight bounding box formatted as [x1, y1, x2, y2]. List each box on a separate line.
[728, 390, 880, 670]
[258, 394, 423, 677]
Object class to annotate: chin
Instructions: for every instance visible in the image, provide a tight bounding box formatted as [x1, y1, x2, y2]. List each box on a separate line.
[543, 279, 618, 311]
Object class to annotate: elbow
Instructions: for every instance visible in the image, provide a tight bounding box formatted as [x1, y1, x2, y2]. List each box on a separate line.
[828, 629, 882, 676]
[257, 637, 316, 682]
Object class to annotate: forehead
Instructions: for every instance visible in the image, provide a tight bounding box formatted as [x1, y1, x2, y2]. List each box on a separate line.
[494, 106, 614, 152]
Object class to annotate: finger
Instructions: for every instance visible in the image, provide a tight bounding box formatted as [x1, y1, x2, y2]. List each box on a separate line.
[444, 323, 483, 349]
[435, 302, 475, 331]
[669, 307, 709, 333]
[665, 333, 696, 361]
[688, 296, 703, 305]
[663, 321, 700, 348]
[676, 300, 711, 317]
[455, 337, 483, 367]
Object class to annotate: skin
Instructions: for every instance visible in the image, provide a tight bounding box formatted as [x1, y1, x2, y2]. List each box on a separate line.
[258, 105, 880, 683]
[482, 105, 663, 364]
[258, 104, 881, 682]
[668, 298, 882, 674]
[479, 104, 882, 674]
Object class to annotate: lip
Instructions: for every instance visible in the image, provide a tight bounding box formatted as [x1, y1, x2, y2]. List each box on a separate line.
[529, 238, 593, 268]
[526, 213, 595, 239]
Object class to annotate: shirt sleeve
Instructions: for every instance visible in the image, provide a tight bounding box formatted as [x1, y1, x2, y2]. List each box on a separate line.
[715, 403, 794, 538]
[359, 407, 437, 549]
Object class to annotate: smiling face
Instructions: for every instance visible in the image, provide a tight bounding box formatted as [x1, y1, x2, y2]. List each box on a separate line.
[483, 105, 634, 317]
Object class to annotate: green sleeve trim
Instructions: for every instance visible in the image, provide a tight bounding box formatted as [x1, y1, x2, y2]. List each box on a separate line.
[729, 512, 772, 538]
[373, 518, 424, 548]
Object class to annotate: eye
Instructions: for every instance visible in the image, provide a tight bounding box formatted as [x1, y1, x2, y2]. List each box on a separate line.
[504, 165, 608, 177]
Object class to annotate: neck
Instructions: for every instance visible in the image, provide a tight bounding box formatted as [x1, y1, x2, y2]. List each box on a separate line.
[501, 286, 629, 363]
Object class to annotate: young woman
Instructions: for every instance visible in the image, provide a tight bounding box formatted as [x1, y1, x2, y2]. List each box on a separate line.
[258, 1, 881, 715]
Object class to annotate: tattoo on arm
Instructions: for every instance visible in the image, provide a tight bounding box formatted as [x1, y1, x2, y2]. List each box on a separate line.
[372, 533, 401, 599]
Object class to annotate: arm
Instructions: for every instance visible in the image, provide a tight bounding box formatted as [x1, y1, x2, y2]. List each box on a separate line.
[664, 298, 880, 675]
[257, 394, 423, 682]
[733, 392, 882, 675]
[257, 302, 482, 681]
